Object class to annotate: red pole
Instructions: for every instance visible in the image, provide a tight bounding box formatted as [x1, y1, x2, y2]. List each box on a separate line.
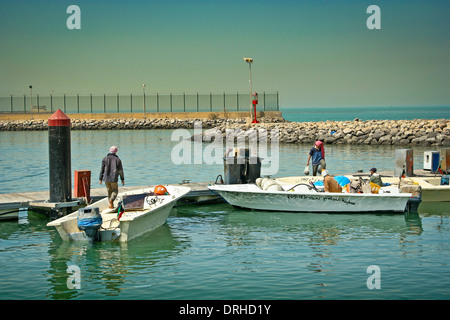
[252, 102, 259, 123]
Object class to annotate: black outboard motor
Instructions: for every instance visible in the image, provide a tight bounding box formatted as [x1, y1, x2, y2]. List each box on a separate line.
[77, 207, 102, 242]
[223, 148, 262, 184]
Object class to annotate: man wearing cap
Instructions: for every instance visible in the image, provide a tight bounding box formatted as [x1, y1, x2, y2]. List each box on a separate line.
[322, 170, 342, 193]
[369, 168, 383, 187]
[99, 146, 125, 209]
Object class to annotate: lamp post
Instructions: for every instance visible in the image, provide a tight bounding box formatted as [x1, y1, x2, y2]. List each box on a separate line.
[29, 85, 33, 113]
[243, 58, 253, 121]
[142, 83, 146, 119]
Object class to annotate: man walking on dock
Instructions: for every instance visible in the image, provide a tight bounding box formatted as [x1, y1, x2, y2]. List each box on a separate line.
[99, 146, 125, 209]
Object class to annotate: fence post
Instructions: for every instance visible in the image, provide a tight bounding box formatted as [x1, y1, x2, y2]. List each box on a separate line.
[196, 92, 199, 112]
[50, 94, 53, 112]
[223, 92, 226, 112]
[103, 94, 106, 113]
[37, 94, 40, 113]
[117, 93, 119, 113]
[263, 91, 266, 111]
[277, 91, 279, 111]
[10, 95, 13, 113]
[90, 94, 93, 113]
[77, 94, 80, 113]
[170, 93, 172, 112]
[209, 92, 212, 112]
[237, 92, 239, 111]
[156, 93, 159, 112]
[143, 92, 146, 116]
[64, 94, 66, 113]
[183, 92, 186, 112]
[23, 94, 26, 113]
[130, 93, 133, 113]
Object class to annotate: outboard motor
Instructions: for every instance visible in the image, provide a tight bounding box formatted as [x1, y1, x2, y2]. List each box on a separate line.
[77, 207, 102, 242]
[223, 148, 262, 184]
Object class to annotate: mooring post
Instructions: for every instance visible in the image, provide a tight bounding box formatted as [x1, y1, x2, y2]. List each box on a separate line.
[48, 109, 72, 203]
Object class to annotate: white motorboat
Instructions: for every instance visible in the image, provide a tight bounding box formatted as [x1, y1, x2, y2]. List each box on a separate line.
[276, 175, 450, 203]
[47, 185, 191, 242]
[208, 179, 413, 213]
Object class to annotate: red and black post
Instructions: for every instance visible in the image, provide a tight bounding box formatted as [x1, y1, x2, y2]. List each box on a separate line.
[48, 109, 72, 203]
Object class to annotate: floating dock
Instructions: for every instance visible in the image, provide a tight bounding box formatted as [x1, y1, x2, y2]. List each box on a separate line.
[0, 181, 222, 220]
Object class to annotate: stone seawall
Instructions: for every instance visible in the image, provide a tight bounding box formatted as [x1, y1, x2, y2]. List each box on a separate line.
[0, 116, 449, 146]
[0, 116, 283, 131]
[201, 118, 450, 146]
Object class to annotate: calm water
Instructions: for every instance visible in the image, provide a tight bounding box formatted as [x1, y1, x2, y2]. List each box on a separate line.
[0, 130, 444, 194]
[281, 106, 450, 122]
[0, 127, 449, 300]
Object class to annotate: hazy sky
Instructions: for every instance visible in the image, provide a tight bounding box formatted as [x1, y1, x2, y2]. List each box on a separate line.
[1, 0, 449, 108]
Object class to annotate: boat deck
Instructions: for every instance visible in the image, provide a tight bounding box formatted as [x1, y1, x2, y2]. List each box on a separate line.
[0, 181, 220, 216]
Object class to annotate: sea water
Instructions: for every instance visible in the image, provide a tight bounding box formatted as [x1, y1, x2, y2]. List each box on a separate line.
[281, 105, 450, 123]
[0, 119, 449, 300]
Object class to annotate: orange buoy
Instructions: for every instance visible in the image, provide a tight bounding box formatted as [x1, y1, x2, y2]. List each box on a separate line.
[154, 185, 169, 195]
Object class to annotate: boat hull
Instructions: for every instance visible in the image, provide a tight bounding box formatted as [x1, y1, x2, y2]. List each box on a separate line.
[117, 201, 175, 242]
[47, 185, 190, 242]
[209, 184, 412, 213]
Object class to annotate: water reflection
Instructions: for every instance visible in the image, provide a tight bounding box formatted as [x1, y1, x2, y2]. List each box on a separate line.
[418, 201, 450, 216]
[219, 207, 425, 277]
[45, 223, 187, 299]
[1, 201, 449, 299]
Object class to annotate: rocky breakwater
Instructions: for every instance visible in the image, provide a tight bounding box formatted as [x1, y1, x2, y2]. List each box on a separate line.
[1, 116, 448, 146]
[0, 116, 284, 131]
[195, 118, 450, 146]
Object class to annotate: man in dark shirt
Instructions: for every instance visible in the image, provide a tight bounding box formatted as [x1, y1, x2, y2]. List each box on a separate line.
[99, 146, 125, 208]
[369, 167, 383, 187]
[306, 140, 326, 176]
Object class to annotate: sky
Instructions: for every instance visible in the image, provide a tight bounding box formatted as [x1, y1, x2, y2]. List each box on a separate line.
[0, 0, 449, 108]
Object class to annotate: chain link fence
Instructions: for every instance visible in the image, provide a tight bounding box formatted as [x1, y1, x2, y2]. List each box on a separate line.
[0, 92, 279, 114]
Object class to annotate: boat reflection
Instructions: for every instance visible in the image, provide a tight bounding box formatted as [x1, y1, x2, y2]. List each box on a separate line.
[418, 201, 450, 216]
[45, 223, 187, 299]
[220, 206, 424, 286]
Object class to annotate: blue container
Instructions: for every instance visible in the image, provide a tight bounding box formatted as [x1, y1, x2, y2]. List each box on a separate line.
[441, 175, 449, 186]
[431, 154, 440, 172]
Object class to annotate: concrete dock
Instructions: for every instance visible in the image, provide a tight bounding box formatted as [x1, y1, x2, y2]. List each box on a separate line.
[0, 181, 222, 219]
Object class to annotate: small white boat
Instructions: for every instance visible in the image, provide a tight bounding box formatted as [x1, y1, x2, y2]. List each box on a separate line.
[383, 176, 450, 202]
[208, 181, 413, 213]
[47, 185, 191, 242]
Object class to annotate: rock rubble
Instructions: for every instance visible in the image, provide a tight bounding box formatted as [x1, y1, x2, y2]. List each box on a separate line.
[0, 116, 448, 146]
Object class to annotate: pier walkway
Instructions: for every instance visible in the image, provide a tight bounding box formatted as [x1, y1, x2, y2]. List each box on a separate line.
[0, 181, 220, 214]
